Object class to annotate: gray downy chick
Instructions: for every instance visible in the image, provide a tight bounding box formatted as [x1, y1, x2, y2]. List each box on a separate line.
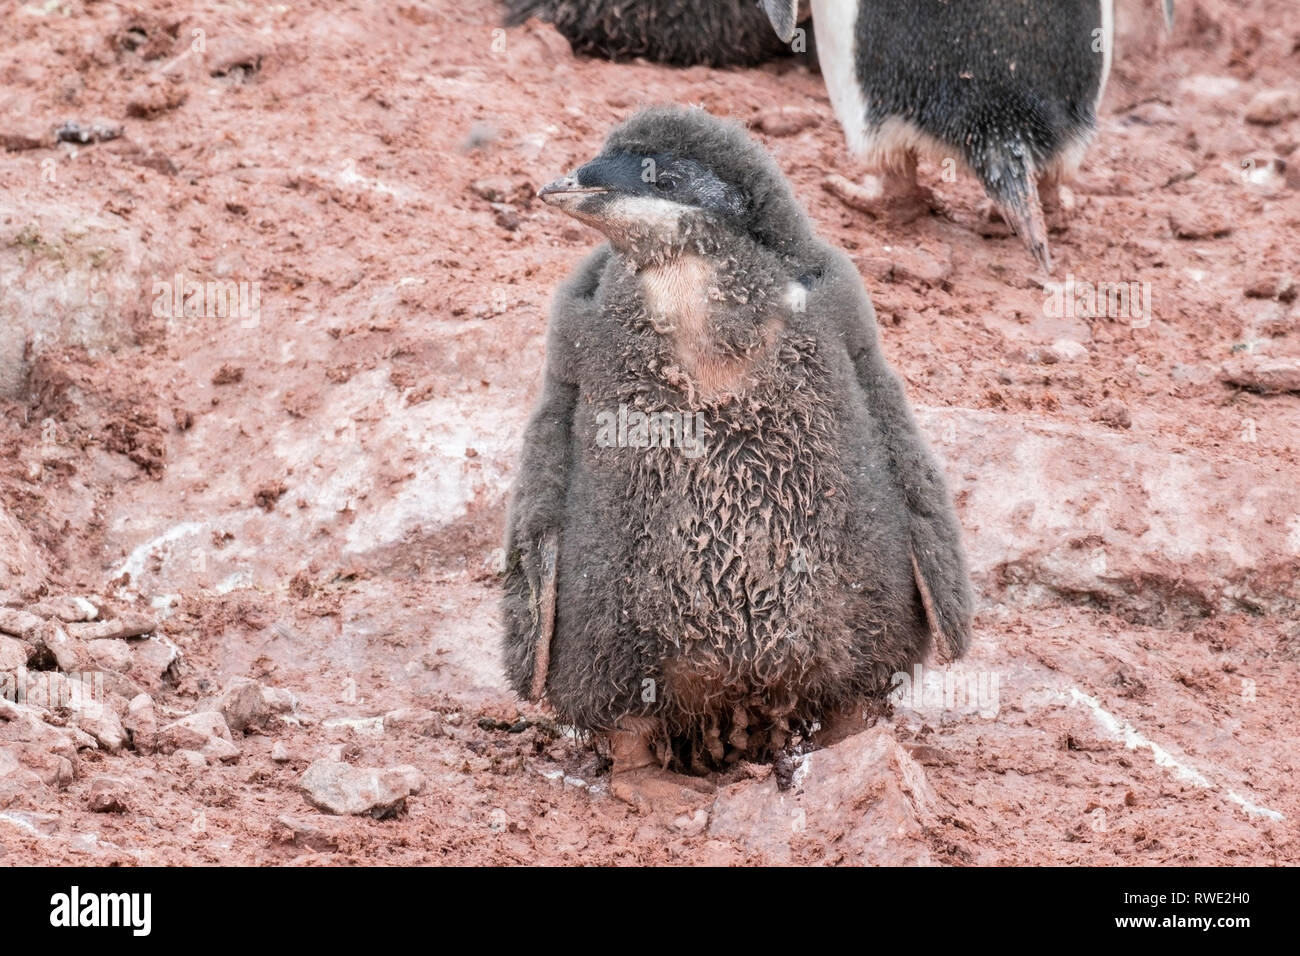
[502, 105, 972, 808]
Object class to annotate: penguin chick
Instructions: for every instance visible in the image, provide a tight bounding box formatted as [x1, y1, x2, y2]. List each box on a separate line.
[502, 0, 807, 68]
[763, 0, 1146, 273]
[502, 106, 973, 809]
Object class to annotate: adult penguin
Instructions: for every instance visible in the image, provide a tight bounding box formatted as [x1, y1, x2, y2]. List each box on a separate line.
[762, 0, 1174, 272]
[502, 0, 811, 67]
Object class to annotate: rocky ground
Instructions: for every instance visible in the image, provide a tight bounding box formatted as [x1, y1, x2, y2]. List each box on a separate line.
[0, 0, 1297, 865]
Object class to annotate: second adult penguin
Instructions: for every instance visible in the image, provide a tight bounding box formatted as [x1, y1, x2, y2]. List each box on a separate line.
[502, 106, 972, 809]
[503, 0, 806, 67]
[763, 0, 1149, 273]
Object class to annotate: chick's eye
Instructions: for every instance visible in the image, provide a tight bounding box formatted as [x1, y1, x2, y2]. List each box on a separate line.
[654, 174, 675, 192]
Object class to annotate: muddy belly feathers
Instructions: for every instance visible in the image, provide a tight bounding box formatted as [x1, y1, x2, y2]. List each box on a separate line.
[503, 106, 972, 770]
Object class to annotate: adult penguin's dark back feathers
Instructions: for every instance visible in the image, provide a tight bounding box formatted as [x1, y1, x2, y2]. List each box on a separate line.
[502, 0, 795, 67]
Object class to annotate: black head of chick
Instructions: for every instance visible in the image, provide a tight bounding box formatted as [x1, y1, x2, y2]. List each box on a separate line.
[539, 106, 814, 266]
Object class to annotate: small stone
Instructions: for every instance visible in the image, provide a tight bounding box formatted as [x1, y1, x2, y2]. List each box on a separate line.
[1177, 74, 1241, 102]
[124, 693, 157, 754]
[1220, 354, 1300, 394]
[1244, 88, 1300, 125]
[903, 743, 957, 766]
[1045, 339, 1090, 364]
[856, 255, 894, 281]
[173, 749, 207, 769]
[0, 608, 46, 642]
[1170, 363, 1215, 384]
[261, 687, 296, 714]
[672, 808, 710, 836]
[490, 202, 520, 231]
[0, 615, 84, 671]
[158, 711, 233, 753]
[204, 32, 269, 80]
[86, 639, 132, 673]
[202, 736, 240, 763]
[1093, 400, 1133, 429]
[271, 740, 291, 762]
[70, 596, 101, 621]
[216, 677, 269, 733]
[0, 636, 30, 671]
[1, 131, 47, 151]
[29, 595, 99, 622]
[1170, 207, 1232, 240]
[470, 176, 532, 205]
[126, 76, 187, 118]
[890, 245, 953, 286]
[45, 625, 86, 673]
[709, 727, 936, 864]
[0, 698, 80, 787]
[46, 756, 75, 788]
[87, 776, 130, 813]
[276, 814, 339, 852]
[75, 703, 128, 753]
[212, 363, 245, 386]
[754, 106, 820, 137]
[322, 716, 385, 738]
[603, 89, 641, 109]
[1244, 272, 1297, 303]
[1123, 101, 1179, 126]
[67, 612, 156, 641]
[382, 707, 442, 737]
[300, 759, 424, 818]
[0, 747, 41, 806]
[129, 634, 181, 685]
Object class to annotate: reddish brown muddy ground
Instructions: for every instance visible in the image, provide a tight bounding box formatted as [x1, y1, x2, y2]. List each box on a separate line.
[0, 0, 1297, 865]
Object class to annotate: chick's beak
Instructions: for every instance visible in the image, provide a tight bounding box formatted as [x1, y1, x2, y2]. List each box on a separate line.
[538, 174, 609, 208]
